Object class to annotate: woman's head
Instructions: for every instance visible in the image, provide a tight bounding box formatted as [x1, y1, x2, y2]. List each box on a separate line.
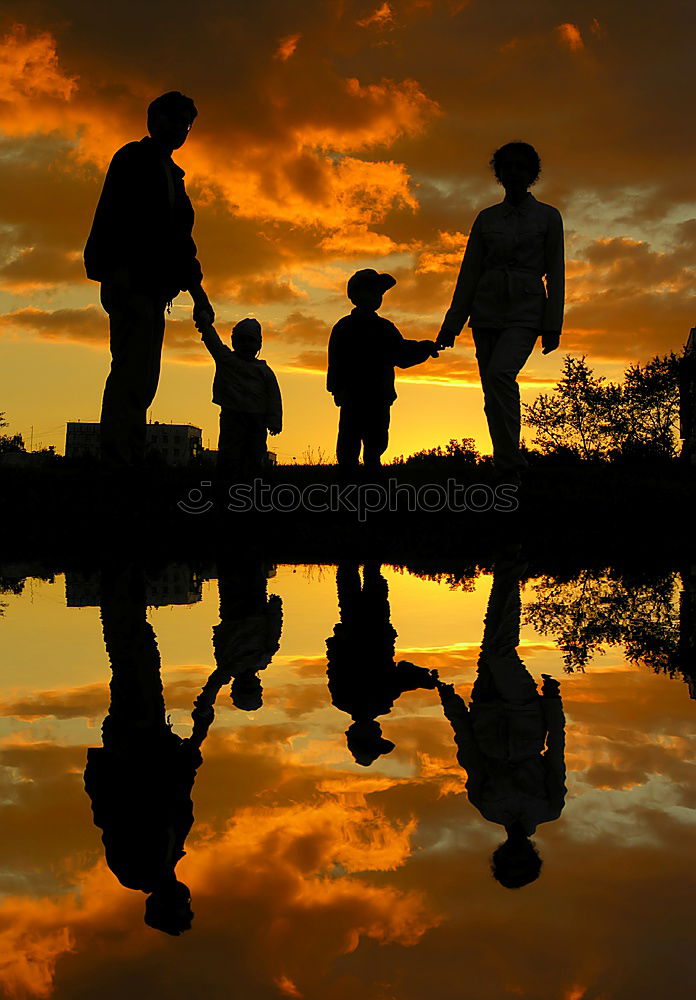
[491, 835, 543, 889]
[490, 142, 541, 192]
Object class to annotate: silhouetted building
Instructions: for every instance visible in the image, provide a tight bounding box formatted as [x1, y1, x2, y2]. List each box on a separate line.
[66, 565, 203, 608]
[65, 421, 202, 465]
[680, 327, 696, 464]
[679, 564, 696, 699]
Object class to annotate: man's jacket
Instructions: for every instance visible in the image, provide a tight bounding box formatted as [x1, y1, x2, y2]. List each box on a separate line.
[84, 137, 203, 299]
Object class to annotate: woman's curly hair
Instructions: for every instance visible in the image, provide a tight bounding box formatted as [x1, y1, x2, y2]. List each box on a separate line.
[490, 141, 542, 186]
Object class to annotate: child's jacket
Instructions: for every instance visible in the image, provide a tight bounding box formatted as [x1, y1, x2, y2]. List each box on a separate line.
[327, 309, 433, 404]
[202, 327, 282, 430]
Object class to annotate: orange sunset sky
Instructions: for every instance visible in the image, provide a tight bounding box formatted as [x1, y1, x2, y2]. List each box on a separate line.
[0, 1, 694, 460]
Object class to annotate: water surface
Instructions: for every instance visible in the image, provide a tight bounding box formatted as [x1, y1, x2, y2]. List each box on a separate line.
[0, 562, 693, 999]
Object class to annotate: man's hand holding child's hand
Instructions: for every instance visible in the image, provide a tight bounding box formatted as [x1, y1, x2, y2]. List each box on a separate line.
[541, 673, 561, 698]
[436, 328, 457, 350]
[193, 307, 215, 334]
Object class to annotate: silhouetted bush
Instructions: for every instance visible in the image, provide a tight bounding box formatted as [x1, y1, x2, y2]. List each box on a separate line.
[393, 438, 481, 467]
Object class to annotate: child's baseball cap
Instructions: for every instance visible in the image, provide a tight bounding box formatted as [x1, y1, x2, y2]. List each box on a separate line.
[347, 269, 396, 302]
[232, 318, 261, 339]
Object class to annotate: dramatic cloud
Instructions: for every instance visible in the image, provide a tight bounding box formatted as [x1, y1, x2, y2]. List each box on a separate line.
[0, 0, 694, 452]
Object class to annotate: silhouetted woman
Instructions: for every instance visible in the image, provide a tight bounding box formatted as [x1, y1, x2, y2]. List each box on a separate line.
[437, 142, 565, 482]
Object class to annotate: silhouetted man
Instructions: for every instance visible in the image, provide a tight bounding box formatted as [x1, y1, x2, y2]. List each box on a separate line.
[326, 562, 437, 765]
[212, 558, 283, 710]
[437, 554, 566, 888]
[84, 91, 214, 466]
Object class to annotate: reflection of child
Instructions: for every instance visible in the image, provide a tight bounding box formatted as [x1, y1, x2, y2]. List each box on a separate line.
[326, 269, 439, 470]
[326, 562, 438, 766]
[200, 318, 282, 478]
[212, 560, 283, 712]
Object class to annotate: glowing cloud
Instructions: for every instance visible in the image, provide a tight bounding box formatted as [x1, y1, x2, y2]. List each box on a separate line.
[275, 33, 302, 61]
[556, 23, 584, 51]
[0, 24, 76, 102]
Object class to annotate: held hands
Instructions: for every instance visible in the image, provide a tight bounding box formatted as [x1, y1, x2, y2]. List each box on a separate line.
[541, 331, 560, 355]
[541, 673, 561, 698]
[428, 342, 440, 359]
[192, 291, 215, 332]
[436, 328, 457, 350]
[436, 679, 456, 700]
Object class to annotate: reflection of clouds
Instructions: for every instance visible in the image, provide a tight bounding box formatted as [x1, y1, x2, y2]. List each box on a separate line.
[2, 557, 696, 996]
[0, 791, 438, 1000]
[0, 655, 694, 997]
[562, 778, 696, 845]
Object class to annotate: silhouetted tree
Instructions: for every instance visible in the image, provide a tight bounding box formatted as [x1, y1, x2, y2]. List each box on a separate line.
[523, 354, 680, 460]
[616, 353, 681, 458]
[0, 412, 25, 455]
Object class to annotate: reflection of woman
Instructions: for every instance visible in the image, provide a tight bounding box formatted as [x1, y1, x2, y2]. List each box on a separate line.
[437, 555, 566, 889]
[437, 142, 565, 482]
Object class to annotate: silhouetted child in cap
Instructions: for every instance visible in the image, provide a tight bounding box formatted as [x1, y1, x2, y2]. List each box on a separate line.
[200, 318, 282, 478]
[327, 269, 439, 470]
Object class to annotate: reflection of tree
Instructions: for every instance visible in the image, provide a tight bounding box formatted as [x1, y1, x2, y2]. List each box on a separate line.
[523, 570, 681, 676]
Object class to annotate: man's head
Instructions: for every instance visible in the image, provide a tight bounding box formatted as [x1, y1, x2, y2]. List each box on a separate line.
[347, 269, 396, 312]
[490, 141, 541, 194]
[346, 720, 396, 767]
[147, 91, 198, 151]
[144, 879, 194, 935]
[231, 318, 262, 360]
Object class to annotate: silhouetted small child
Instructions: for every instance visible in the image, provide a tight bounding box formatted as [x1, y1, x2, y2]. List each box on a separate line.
[200, 318, 282, 478]
[327, 269, 439, 470]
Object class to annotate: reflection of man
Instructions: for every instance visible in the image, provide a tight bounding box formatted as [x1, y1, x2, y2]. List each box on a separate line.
[84, 91, 214, 466]
[438, 556, 566, 888]
[327, 562, 437, 766]
[212, 559, 283, 710]
[85, 567, 215, 935]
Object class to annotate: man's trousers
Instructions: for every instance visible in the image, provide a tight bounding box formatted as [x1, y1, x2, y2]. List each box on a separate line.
[99, 283, 167, 467]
